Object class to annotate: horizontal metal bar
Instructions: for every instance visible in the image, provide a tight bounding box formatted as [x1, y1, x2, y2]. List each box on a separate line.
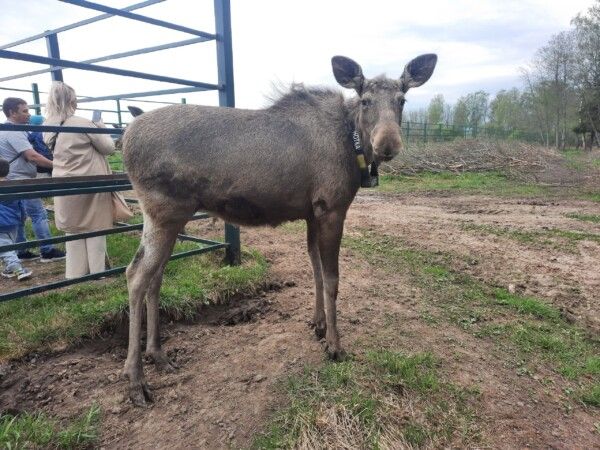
[177, 234, 223, 246]
[1, 211, 214, 252]
[76, 108, 120, 113]
[169, 243, 227, 261]
[0, 124, 122, 134]
[0, 49, 219, 89]
[119, 98, 185, 105]
[0, 223, 143, 252]
[0, 243, 227, 303]
[0, 86, 35, 93]
[0, 174, 130, 193]
[0, 37, 209, 83]
[0, 185, 132, 201]
[59, 0, 216, 39]
[0, 0, 164, 50]
[73, 86, 215, 104]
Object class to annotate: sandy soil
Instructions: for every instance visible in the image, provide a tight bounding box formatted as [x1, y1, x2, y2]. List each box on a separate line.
[1, 190, 599, 449]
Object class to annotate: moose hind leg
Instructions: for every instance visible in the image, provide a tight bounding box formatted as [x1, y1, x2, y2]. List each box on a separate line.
[145, 252, 179, 373]
[123, 216, 181, 405]
[307, 218, 326, 339]
[316, 210, 346, 361]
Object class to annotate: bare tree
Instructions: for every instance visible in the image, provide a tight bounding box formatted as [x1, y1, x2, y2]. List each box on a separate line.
[572, 0, 600, 149]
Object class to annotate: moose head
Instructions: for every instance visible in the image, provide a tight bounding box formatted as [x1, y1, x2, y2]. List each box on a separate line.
[332, 54, 437, 163]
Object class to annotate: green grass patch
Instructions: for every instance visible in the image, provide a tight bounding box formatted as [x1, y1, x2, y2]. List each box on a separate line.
[377, 172, 550, 197]
[277, 220, 307, 234]
[580, 384, 600, 407]
[253, 351, 479, 449]
[0, 230, 268, 361]
[343, 230, 600, 407]
[0, 404, 100, 449]
[493, 290, 561, 321]
[107, 151, 124, 172]
[462, 223, 600, 251]
[566, 212, 600, 223]
[580, 192, 600, 202]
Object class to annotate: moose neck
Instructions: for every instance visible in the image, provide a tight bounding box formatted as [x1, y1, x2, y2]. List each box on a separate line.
[345, 98, 374, 166]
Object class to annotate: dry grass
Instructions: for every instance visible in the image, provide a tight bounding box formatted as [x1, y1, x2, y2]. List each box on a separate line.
[381, 139, 600, 187]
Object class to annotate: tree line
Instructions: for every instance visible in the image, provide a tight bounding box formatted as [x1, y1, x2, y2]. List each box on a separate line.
[408, 1, 600, 150]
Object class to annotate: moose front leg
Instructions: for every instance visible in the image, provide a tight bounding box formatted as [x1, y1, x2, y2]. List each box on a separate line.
[307, 218, 326, 339]
[316, 210, 346, 360]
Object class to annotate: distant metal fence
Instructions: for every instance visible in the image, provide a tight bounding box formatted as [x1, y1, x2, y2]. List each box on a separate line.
[0, 0, 240, 302]
[401, 121, 542, 144]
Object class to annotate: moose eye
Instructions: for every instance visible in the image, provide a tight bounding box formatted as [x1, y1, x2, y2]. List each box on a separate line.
[361, 98, 371, 107]
[398, 98, 407, 107]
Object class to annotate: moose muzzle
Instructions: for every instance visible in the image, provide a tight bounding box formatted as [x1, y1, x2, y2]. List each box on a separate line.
[371, 121, 403, 162]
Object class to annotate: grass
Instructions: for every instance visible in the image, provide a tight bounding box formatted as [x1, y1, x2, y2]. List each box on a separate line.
[462, 223, 600, 251]
[566, 212, 600, 223]
[253, 351, 479, 449]
[342, 231, 600, 408]
[376, 172, 551, 197]
[107, 151, 124, 172]
[0, 225, 269, 361]
[0, 404, 100, 449]
[376, 171, 600, 203]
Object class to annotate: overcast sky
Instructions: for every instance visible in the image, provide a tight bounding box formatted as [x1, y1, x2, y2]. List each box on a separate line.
[0, 0, 595, 123]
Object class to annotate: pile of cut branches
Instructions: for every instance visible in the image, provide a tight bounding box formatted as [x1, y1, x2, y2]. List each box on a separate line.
[381, 139, 600, 186]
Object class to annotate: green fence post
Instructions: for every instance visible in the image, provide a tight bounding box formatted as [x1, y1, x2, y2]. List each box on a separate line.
[215, 0, 241, 266]
[181, 98, 187, 104]
[116, 99, 123, 127]
[31, 83, 41, 115]
[438, 123, 443, 142]
[406, 121, 410, 141]
[423, 122, 428, 143]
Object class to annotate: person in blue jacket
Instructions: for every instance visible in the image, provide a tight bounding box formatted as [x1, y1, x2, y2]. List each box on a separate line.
[0, 159, 32, 280]
[28, 114, 53, 176]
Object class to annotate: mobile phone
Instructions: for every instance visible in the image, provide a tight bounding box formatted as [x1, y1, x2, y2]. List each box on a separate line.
[92, 110, 102, 122]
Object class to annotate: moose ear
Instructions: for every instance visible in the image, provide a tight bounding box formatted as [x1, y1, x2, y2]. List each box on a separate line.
[332, 56, 365, 94]
[128, 106, 144, 117]
[400, 54, 437, 90]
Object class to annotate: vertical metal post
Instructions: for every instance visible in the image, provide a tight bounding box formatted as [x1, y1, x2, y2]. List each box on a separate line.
[214, 0, 240, 266]
[45, 33, 63, 82]
[31, 83, 41, 115]
[181, 98, 187, 104]
[423, 122, 428, 143]
[406, 121, 410, 141]
[116, 99, 123, 127]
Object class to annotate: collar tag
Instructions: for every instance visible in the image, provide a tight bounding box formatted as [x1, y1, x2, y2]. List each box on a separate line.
[352, 130, 363, 153]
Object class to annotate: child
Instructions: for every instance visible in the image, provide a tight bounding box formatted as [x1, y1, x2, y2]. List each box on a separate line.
[0, 159, 32, 280]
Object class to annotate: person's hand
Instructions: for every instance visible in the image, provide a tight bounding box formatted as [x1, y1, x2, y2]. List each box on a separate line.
[93, 119, 106, 128]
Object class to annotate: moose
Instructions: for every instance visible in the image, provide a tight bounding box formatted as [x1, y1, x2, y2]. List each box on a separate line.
[121, 54, 437, 405]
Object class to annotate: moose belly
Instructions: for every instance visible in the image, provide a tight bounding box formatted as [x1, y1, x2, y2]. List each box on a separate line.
[202, 193, 308, 227]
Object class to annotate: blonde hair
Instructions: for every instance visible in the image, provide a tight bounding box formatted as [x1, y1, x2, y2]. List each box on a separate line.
[45, 81, 77, 123]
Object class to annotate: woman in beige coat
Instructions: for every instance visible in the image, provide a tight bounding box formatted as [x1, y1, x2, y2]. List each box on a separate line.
[44, 81, 116, 279]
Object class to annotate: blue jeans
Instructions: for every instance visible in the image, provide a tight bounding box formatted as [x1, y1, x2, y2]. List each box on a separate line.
[16, 198, 54, 254]
[0, 227, 22, 272]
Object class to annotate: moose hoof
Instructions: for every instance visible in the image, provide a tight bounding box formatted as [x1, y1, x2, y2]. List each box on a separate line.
[129, 381, 154, 407]
[309, 320, 327, 340]
[325, 345, 347, 362]
[148, 351, 179, 373]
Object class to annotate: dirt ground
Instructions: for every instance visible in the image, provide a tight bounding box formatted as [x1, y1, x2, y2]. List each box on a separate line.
[1, 190, 599, 449]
